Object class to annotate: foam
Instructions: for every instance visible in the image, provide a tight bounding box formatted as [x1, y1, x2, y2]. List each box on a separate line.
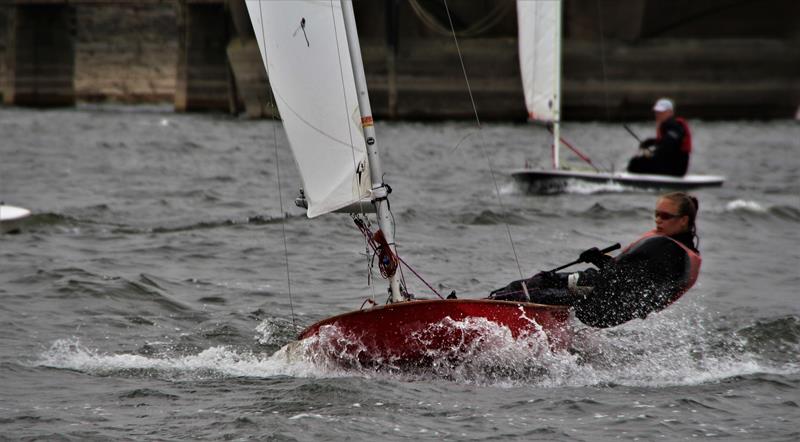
[35, 339, 327, 380]
[725, 199, 767, 213]
[35, 309, 799, 387]
[563, 180, 628, 195]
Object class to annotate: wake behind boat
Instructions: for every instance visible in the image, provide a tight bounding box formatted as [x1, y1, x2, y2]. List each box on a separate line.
[245, 0, 571, 369]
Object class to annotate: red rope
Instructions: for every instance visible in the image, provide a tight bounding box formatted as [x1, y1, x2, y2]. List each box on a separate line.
[396, 256, 444, 299]
[547, 126, 601, 172]
[354, 217, 397, 279]
[353, 217, 444, 300]
[372, 228, 398, 279]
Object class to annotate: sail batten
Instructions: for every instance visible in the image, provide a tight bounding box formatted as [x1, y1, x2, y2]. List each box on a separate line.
[246, 0, 371, 218]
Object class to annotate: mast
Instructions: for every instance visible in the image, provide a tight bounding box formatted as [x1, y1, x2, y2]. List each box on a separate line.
[552, 0, 562, 170]
[340, 0, 403, 303]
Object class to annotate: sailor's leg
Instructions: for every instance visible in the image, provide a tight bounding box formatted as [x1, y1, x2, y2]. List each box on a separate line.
[627, 156, 650, 173]
[488, 279, 528, 302]
[527, 288, 576, 306]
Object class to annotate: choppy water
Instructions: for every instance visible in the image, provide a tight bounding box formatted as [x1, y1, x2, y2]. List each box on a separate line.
[1, 105, 799, 440]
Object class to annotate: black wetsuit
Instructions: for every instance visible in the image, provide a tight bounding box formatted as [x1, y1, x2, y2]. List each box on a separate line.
[627, 117, 690, 177]
[489, 232, 699, 328]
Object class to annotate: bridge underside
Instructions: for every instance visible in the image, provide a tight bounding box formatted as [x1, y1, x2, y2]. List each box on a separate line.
[3, 4, 75, 107]
[1, 0, 798, 119]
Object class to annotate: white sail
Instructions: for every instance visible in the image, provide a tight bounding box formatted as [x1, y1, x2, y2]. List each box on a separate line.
[245, 0, 371, 218]
[517, 0, 561, 123]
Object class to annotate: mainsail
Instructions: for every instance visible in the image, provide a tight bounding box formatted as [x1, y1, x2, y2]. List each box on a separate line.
[517, 0, 561, 123]
[245, 1, 372, 218]
[243, 1, 575, 366]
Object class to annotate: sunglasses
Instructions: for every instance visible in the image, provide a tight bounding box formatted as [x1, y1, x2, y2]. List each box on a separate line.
[655, 210, 683, 220]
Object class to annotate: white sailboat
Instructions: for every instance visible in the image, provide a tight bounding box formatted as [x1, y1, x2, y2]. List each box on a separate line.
[510, 0, 724, 193]
[0, 203, 31, 234]
[245, 0, 571, 367]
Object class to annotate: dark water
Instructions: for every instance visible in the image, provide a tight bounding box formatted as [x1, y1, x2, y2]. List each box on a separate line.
[1, 105, 798, 440]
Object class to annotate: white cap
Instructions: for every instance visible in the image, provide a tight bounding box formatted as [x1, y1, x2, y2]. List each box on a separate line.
[653, 98, 674, 112]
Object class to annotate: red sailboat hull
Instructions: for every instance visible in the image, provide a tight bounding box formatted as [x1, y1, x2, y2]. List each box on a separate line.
[298, 299, 572, 368]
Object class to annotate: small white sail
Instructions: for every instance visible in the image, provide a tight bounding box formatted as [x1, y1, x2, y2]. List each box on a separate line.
[517, 0, 561, 123]
[245, 0, 371, 218]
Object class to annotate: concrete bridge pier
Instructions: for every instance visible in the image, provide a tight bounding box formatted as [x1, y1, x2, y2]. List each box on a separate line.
[3, 3, 75, 107]
[174, 0, 234, 113]
[226, 0, 274, 118]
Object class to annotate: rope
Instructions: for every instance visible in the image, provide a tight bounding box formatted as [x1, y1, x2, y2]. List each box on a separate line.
[397, 256, 444, 300]
[257, 1, 296, 332]
[353, 217, 445, 300]
[442, 0, 524, 280]
[546, 126, 603, 173]
[353, 217, 398, 280]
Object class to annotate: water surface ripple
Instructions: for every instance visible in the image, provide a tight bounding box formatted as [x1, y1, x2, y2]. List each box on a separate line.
[1, 106, 798, 440]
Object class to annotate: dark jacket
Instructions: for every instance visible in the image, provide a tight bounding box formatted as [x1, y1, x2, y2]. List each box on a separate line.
[627, 117, 691, 176]
[572, 232, 698, 328]
[488, 232, 700, 328]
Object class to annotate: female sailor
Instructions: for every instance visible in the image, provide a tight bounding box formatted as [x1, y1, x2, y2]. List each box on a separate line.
[489, 192, 702, 328]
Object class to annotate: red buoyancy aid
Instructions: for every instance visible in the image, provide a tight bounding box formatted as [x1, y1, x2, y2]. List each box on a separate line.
[657, 117, 693, 154]
[620, 229, 702, 306]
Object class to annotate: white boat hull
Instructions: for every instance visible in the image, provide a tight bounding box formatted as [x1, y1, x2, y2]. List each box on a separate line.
[511, 168, 725, 194]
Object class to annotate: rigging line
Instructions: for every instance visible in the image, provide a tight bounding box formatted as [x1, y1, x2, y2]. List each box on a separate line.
[354, 215, 441, 300]
[329, 0, 378, 301]
[449, 130, 476, 153]
[397, 256, 445, 300]
[257, 2, 296, 332]
[387, 206, 412, 296]
[442, 0, 524, 280]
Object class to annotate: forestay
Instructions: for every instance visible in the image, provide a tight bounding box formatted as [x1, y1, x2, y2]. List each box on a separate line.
[517, 0, 561, 123]
[245, 1, 371, 218]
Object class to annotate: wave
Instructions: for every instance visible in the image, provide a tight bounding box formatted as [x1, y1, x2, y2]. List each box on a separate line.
[255, 317, 301, 347]
[35, 311, 800, 388]
[725, 199, 768, 213]
[134, 214, 291, 234]
[15, 211, 292, 235]
[35, 339, 328, 381]
[564, 180, 629, 195]
[118, 388, 180, 400]
[21, 212, 83, 229]
[47, 270, 192, 314]
[574, 202, 642, 220]
[453, 209, 529, 226]
[285, 311, 800, 387]
[735, 316, 800, 364]
[719, 199, 800, 221]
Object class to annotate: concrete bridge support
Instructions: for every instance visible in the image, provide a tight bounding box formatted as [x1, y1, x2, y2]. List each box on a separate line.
[226, 0, 273, 118]
[174, 0, 233, 113]
[1, 0, 797, 119]
[3, 3, 75, 107]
